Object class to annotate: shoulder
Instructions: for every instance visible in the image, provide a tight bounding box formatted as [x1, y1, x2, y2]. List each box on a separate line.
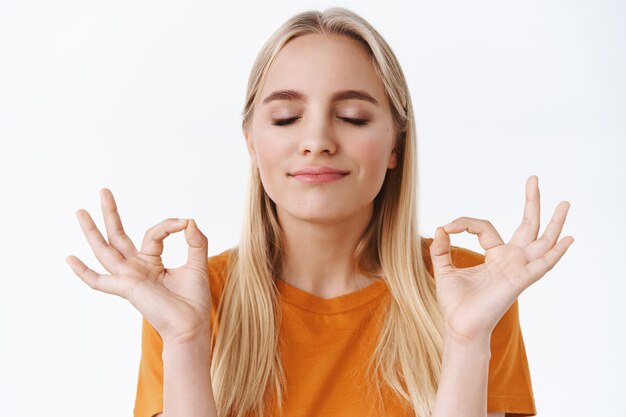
[207, 247, 236, 275]
[207, 247, 237, 300]
[420, 236, 485, 272]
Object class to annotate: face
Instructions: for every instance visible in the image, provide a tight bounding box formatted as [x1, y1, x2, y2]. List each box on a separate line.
[243, 33, 398, 225]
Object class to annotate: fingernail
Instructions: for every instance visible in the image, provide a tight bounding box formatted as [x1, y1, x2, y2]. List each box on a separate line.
[444, 222, 454, 228]
[178, 218, 187, 222]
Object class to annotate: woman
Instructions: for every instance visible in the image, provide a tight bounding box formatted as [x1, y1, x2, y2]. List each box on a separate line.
[66, 7, 573, 417]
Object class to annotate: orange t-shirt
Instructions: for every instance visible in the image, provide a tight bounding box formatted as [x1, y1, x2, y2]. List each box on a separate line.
[134, 238, 536, 417]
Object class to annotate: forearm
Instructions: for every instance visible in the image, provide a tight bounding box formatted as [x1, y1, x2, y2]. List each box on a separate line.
[162, 332, 218, 417]
[431, 327, 492, 417]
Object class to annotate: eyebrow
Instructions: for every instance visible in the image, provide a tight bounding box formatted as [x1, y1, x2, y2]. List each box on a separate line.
[261, 89, 379, 106]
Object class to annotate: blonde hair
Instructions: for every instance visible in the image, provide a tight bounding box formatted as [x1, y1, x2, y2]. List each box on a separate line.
[210, 7, 443, 417]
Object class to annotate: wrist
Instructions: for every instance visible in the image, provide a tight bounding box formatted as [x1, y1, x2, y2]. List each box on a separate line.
[162, 326, 212, 356]
[443, 320, 493, 346]
[162, 324, 212, 347]
[443, 324, 492, 357]
[162, 335, 212, 364]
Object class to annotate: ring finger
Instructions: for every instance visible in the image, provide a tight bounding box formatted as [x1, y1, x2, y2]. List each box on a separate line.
[524, 201, 571, 261]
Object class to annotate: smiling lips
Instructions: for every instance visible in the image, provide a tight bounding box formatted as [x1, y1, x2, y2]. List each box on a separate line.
[289, 166, 350, 184]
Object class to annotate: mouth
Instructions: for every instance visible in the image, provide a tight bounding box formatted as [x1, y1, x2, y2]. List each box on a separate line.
[288, 166, 350, 184]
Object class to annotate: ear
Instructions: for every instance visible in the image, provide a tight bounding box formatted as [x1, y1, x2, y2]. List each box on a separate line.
[242, 125, 259, 168]
[387, 149, 398, 169]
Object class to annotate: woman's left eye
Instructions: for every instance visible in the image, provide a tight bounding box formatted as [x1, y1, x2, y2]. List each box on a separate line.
[339, 117, 369, 126]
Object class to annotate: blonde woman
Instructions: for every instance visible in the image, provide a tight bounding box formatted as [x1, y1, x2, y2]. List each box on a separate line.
[66, 7, 573, 417]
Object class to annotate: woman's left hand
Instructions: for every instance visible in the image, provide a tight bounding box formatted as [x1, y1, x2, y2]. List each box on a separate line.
[430, 175, 574, 343]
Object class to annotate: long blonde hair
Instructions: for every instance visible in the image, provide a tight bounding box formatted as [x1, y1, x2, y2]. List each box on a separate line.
[210, 7, 443, 417]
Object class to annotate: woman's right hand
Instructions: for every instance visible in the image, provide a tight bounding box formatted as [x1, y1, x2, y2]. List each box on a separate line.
[66, 188, 212, 345]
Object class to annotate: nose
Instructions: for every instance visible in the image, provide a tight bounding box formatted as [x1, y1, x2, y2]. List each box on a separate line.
[298, 114, 337, 156]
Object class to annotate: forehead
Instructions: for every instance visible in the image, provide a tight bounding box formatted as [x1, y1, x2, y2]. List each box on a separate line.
[259, 33, 387, 103]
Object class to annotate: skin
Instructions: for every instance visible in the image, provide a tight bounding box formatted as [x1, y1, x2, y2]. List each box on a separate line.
[66, 32, 573, 417]
[243, 33, 397, 298]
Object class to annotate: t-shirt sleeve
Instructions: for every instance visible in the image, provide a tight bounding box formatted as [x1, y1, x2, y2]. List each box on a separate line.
[133, 318, 164, 417]
[133, 249, 233, 417]
[450, 244, 537, 416]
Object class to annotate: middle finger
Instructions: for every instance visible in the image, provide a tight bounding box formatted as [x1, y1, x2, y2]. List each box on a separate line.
[100, 188, 138, 258]
[76, 209, 125, 275]
[510, 175, 541, 248]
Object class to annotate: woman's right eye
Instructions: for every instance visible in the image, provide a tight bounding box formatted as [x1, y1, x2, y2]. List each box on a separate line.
[272, 117, 300, 126]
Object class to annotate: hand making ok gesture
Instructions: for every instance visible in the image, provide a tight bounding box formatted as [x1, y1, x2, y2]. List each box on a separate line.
[430, 175, 574, 343]
[65, 189, 212, 345]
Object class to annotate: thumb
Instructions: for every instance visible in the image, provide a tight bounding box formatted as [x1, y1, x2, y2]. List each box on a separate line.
[430, 227, 455, 277]
[183, 218, 209, 271]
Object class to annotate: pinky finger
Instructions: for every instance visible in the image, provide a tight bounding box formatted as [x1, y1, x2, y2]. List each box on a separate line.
[65, 255, 120, 297]
[524, 236, 574, 286]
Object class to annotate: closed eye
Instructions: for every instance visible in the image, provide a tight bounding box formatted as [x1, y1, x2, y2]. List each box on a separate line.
[272, 116, 300, 126]
[271, 117, 369, 127]
[340, 117, 369, 126]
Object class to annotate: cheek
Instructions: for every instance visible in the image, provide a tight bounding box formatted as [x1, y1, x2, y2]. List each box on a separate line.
[353, 133, 394, 179]
[254, 132, 291, 189]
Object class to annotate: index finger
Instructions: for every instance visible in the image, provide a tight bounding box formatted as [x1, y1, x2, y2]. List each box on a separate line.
[443, 217, 505, 250]
[140, 218, 189, 257]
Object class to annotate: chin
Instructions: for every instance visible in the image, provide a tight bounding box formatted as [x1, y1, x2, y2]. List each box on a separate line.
[282, 204, 355, 225]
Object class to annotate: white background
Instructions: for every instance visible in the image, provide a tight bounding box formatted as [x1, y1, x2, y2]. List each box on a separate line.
[1, 0, 624, 416]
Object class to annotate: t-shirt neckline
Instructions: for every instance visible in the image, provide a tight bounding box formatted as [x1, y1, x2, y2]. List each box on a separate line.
[275, 278, 388, 314]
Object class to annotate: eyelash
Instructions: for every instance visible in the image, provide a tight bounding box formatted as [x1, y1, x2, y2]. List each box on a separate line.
[272, 117, 369, 127]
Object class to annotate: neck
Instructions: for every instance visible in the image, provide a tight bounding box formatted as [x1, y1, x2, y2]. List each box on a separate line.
[277, 203, 379, 299]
